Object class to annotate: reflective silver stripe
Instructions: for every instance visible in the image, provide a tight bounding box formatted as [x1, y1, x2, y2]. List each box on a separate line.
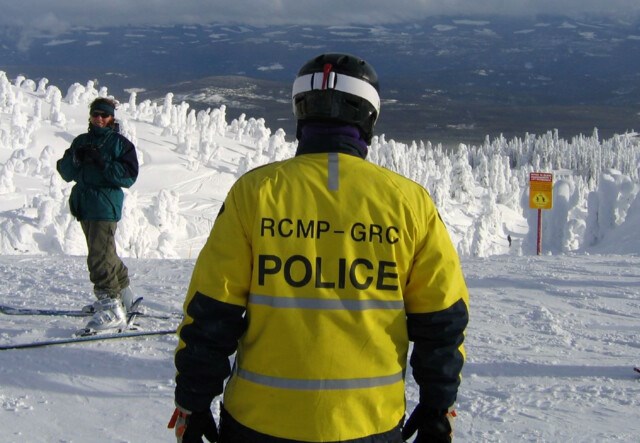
[237, 367, 403, 390]
[249, 293, 404, 311]
[328, 152, 339, 190]
[292, 72, 381, 113]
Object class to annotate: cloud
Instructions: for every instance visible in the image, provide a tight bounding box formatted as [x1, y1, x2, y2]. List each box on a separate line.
[258, 63, 285, 72]
[1, 0, 639, 50]
[9, 12, 71, 51]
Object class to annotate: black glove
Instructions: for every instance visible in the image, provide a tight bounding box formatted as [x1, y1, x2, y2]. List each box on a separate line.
[168, 406, 219, 443]
[402, 404, 455, 443]
[75, 146, 104, 168]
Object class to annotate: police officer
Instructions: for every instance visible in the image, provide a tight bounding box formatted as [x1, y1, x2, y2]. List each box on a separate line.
[169, 53, 469, 443]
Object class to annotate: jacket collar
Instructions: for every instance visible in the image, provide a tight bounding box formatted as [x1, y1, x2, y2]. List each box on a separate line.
[89, 124, 114, 138]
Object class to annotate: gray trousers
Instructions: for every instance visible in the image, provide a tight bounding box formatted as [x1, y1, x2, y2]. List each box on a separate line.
[80, 220, 129, 299]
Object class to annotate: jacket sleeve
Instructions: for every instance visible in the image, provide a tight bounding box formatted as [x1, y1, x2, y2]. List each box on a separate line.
[175, 292, 247, 411]
[103, 135, 138, 188]
[404, 200, 469, 410]
[56, 140, 82, 182]
[174, 187, 252, 412]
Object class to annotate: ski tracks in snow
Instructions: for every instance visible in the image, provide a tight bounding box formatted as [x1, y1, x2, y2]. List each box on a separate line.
[460, 254, 640, 442]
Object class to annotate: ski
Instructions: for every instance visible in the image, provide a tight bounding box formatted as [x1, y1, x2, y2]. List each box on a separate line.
[0, 304, 180, 320]
[0, 304, 88, 316]
[0, 328, 177, 351]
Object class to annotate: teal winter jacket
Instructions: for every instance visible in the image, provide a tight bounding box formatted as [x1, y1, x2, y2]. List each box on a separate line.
[57, 125, 138, 221]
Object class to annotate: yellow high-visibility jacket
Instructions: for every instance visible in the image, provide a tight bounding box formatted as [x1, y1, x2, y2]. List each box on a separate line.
[175, 151, 469, 442]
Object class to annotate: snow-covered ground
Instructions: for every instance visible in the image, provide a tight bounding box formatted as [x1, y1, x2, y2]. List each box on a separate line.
[0, 72, 639, 442]
[1, 254, 639, 442]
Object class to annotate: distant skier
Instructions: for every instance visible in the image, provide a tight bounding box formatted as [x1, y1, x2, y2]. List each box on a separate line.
[508, 234, 512, 247]
[169, 53, 469, 443]
[57, 98, 139, 332]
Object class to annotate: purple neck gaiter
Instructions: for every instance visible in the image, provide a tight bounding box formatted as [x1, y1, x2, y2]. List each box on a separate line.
[297, 123, 369, 159]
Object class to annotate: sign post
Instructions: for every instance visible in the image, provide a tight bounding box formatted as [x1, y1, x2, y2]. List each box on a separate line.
[529, 172, 553, 255]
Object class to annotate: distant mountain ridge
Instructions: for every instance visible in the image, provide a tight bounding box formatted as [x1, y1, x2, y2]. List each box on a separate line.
[2, 15, 639, 144]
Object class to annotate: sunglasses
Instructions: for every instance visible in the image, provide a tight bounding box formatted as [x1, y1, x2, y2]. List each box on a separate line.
[91, 111, 111, 118]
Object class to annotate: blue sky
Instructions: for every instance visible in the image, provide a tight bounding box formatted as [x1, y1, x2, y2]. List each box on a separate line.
[1, 0, 639, 31]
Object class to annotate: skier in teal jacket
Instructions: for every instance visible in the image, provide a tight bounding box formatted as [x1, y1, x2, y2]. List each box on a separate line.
[57, 97, 139, 332]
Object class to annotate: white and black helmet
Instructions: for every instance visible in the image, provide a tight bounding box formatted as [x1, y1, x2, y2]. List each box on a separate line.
[292, 53, 380, 144]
